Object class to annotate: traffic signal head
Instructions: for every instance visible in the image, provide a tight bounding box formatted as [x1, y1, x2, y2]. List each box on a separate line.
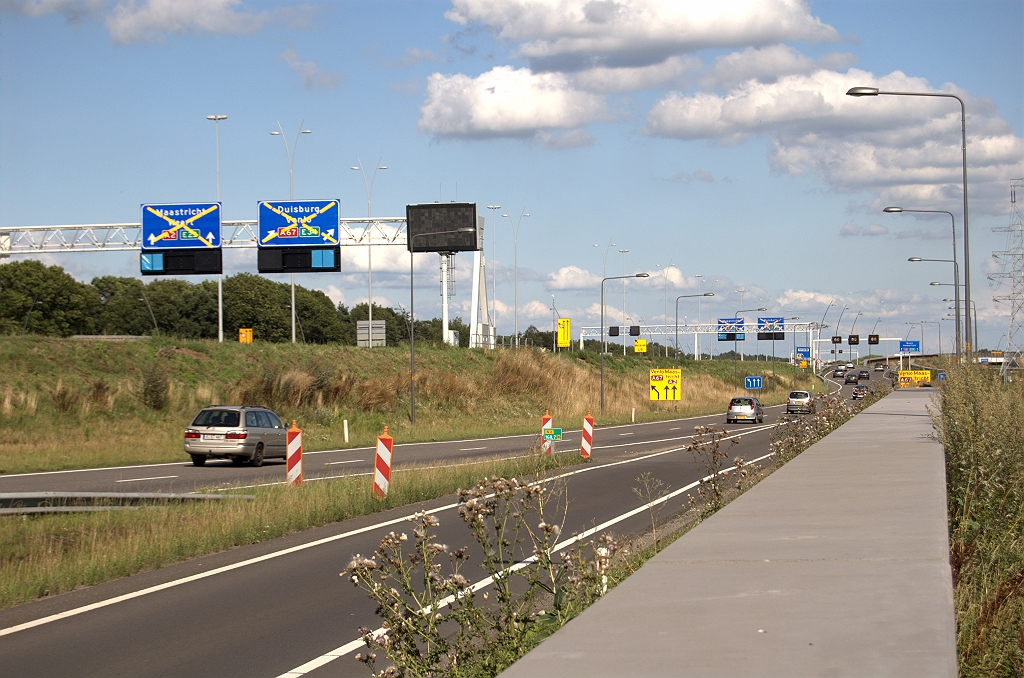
[848, 334, 860, 345]
[831, 335, 842, 344]
[608, 326, 620, 337]
[868, 334, 880, 345]
[629, 325, 640, 336]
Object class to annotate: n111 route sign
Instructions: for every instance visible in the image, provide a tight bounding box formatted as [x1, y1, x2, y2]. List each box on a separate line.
[649, 368, 681, 401]
[258, 200, 340, 247]
[142, 203, 221, 249]
[745, 376, 763, 389]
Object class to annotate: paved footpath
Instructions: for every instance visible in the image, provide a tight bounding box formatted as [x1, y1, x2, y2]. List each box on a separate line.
[500, 389, 958, 677]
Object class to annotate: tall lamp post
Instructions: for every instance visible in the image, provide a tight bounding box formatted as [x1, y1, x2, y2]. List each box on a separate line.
[847, 86, 972, 358]
[886, 207, 961, 360]
[502, 209, 529, 347]
[601, 273, 649, 414]
[409, 227, 475, 423]
[849, 310, 862, 364]
[817, 299, 835, 367]
[486, 205, 501, 331]
[206, 114, 227, 343]
[351, 158, 388, 347]
[675, 293, 714, 367]
[270, 120, 311, 344]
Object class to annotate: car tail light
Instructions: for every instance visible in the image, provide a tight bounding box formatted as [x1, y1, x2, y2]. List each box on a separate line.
[226, 431, 247, 440]
[184, 431, 200, 439]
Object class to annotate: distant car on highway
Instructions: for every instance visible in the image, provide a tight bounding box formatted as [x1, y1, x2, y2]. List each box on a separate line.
[874, 363, 886, 371]
[858, 370, 870, 380]
[786, 390, 812, 414]
[851, 385, 869, 400]
[833, 368, 846, 378]
[727, 396, 763, 424]
[184, 406, 288, 467]
[845, 362, 855, 369]
[845, 372, 860, 384]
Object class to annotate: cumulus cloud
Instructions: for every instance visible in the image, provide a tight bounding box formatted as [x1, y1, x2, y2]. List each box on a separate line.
[280, 49, 340, 89]
[645, 68, 1024, 214]
[5, 0, 104, 21]
[570, 55, 700, 94]
[547, 265, 602, 290]
[445, 0, 839, 72]
[839, 222, 888, 236]
[419, 65, 608, 139]
[700, 44, 855, 89]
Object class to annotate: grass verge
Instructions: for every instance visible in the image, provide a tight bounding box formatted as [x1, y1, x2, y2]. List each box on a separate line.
[0, 451, 581, 611]
[934, 366, 1024, 676]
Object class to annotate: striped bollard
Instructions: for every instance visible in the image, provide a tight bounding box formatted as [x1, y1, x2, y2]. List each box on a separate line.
[580, 411, 594, 459]
[373, 426, 393, 499]
[286, 420, 303, 486]
[541, 410, 553, 455]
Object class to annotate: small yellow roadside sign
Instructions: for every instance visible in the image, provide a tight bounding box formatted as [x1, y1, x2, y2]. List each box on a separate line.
[238, 328, 253, 344]
[650, 368, 681, 401]
[557, 318, 572, 348]
[897, 369, 931, 388]
[633, 338, 647, 353]
[799, 360, 808, 369]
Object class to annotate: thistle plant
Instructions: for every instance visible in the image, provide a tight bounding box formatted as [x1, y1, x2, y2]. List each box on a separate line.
[688, 426, 738, 514]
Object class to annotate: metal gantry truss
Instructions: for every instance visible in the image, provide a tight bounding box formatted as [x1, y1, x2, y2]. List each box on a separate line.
[0, 218, 409, 256]
[992, 180, 1024, 377]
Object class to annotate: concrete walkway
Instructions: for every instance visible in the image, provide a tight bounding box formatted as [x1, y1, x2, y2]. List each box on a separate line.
[500, 390, 957, 677]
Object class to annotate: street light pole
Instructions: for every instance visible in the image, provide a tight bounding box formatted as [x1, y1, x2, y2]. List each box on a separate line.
[619, 249, 629, 356]
[351, 158, 388, 347]
[602, 273, 650, 414]
[887, 207, 962, 360]
[676, 293, 714, 368]
[486, 205, 501, 333]
[657, 262, 672, 357]
[270, 121, 311, 344]
[502, 209, 529, 347]
[848, 87, 971, 358]
[206, 114, 227, 344]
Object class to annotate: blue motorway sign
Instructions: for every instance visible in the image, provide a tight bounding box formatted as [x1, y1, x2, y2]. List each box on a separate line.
[899, 340, 921, 353]
[718, 317, 744, 332]
[796, 346, 811, 359]
[937, 372, 946, 381]
[142, 203, 221, 249]
[258, 200, 340, 247]
[744, 376, 763, 390]
[757, 317, 785, 331]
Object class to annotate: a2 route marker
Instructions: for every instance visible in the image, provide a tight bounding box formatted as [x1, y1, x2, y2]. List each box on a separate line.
[580, 412, 594, 459]
[373, 427, 393, 499]
[286, 420, 302, 487]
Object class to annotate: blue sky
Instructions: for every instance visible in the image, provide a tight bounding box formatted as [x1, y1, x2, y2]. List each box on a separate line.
[1, 0, 1022, 353]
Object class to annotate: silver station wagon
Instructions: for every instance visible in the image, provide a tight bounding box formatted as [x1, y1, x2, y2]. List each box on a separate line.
[184, 406, 287, 467]
[726, 396, 763, 424]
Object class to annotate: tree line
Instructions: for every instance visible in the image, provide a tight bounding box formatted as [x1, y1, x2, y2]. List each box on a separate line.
[0, 259, 472, 346]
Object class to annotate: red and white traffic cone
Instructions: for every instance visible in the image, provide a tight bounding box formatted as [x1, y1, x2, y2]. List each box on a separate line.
[580, 411, 594, 459]
[286, 420, 303, 487]
[373, 426, 393, 499]
[541, 409, 553, 455]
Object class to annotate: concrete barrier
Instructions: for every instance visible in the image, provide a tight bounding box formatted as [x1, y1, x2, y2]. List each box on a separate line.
[499, 389, 957, 677]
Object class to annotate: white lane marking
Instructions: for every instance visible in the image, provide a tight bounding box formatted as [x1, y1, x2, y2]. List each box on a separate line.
[324, 460, 363, 466]
[669, 427, 680, 431]
[458, 447, 488, 451]
[618, 433, 634, 436]
[1, 461, 186, 478]
[277, 446, 780, 676]
[114, 476, 178, 483]
[1, 424, 774, 637]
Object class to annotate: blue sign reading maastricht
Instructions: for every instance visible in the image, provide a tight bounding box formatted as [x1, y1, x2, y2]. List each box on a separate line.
[757, 317, 785, 331]
[258, 200, 340, 247]
[899, 340, 921, 353]
[142, 203, 221, 249]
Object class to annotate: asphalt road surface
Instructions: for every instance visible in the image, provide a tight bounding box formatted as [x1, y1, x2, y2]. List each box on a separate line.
[0, 371, 874, 677]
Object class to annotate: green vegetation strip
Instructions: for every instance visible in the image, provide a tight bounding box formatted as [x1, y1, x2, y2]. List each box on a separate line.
[0, 452, 580, 611]
[935, 366, 1024, 676]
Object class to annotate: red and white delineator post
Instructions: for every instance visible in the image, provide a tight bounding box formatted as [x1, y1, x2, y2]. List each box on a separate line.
[286, 420, 303, 487]
[580, 411, 594, 459]
[541, 410, 553, 455]
[373, 426, 393, 499]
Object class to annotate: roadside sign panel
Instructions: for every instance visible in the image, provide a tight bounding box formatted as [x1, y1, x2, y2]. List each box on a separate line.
[937, 372, 946, 381]
[899, 340, 921, 353]
[897, 369, 931, 388]
[718, 317, 744, 332]
[796, 346, 811, 359]
[238, 328, 253, 344]
[649, 368, 681, 401]
[542, 428, 563, 441]
[557, 318, 572, 348]
[744, 376, 763, 389]
[799, 360, 808, 368]
[142, 203, 221, 249]
[757, 317, 785, 331]
[633, 338, 647, 353]
[257, 200, 340, 247]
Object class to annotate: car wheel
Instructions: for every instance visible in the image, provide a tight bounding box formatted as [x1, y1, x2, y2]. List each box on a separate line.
[250, 443, 264, 467]
[231, 456, 246, 466]
[190, 454, 207, 467]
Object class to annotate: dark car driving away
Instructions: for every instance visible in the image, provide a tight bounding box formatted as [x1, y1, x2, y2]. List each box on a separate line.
[184, 406, 288, 467]
[845, 372, 860, 384]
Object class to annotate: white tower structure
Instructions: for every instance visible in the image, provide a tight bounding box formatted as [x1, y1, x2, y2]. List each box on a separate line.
[992, 179, 1024, 377]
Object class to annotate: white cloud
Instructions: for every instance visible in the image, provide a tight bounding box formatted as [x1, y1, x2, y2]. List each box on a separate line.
[280, 49, 339, 89]
[445, 0, 839, 71]
[570, 55, 700, 94]
[520, 299, 553, 321]
[645, 68, 1024, 214]
[419, 65, 608, 139]
[6, 0, 104, 20]
[701, 44, 855, 89]
[547, 265, 601, 290]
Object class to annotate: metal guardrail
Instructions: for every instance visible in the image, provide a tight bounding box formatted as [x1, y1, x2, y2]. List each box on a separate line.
[0, 492, 254, 515]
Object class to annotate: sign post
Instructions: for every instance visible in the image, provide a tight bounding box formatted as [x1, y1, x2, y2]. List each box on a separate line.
[141, 202, 223, 275]
[286, 420, 303, 487]
[256, 200, 342, 273]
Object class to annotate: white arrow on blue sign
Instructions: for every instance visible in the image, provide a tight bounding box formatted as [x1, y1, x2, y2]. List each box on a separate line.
[744, 376, 763, 389]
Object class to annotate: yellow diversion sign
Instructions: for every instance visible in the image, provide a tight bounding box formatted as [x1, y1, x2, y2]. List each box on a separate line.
[897, 369, 931, 388]
[650, 368, 681, 401]
[557, 318, 571, 348]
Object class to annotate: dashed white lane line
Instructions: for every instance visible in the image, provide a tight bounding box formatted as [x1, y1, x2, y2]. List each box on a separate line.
[618, 432, 634, 436]
[0, 425, 774, 639]
[324, 460, 363, 466]
[114, 476, 178, 483]
[458, 447, 488, 451]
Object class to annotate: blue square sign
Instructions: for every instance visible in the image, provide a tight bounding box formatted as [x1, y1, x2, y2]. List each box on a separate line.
[744, 376, 763, 389]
